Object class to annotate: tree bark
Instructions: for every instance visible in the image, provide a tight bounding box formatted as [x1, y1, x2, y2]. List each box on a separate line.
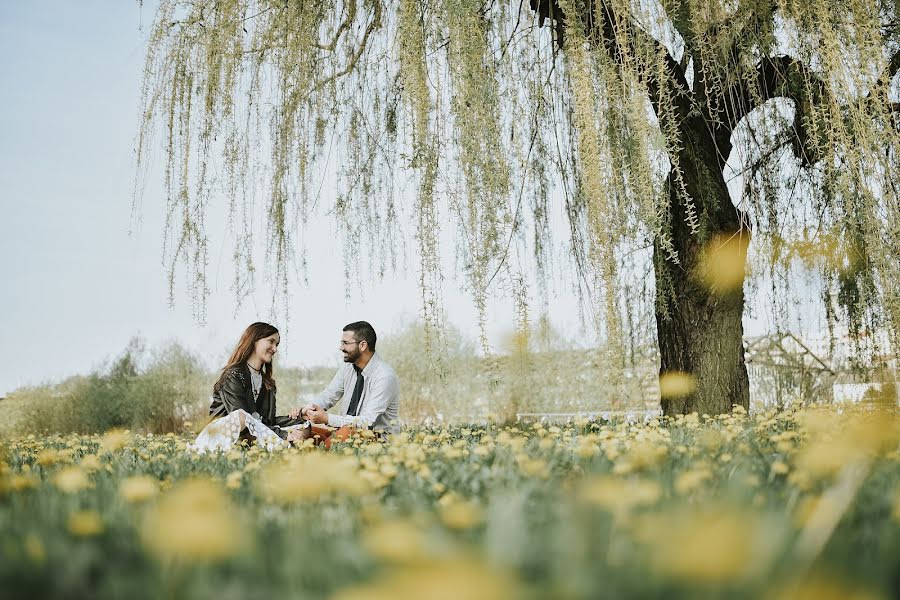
[654, 129, 750, 415]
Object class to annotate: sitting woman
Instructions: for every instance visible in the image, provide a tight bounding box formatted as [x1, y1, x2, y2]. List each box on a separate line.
[191, 322, 309, 453]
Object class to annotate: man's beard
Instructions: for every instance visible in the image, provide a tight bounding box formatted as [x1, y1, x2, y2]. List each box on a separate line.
[342, 349, 360, 363]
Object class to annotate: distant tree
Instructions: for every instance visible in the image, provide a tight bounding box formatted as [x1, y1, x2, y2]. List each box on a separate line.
[138, 0, 900, 414]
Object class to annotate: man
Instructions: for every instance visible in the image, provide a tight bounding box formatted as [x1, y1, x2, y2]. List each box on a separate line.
[290, 321, 400, 435]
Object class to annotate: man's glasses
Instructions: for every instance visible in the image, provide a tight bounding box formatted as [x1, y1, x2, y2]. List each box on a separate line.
[340, 340, 361, 347]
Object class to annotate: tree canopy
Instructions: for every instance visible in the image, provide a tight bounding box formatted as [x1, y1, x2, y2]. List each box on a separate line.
[138, 0, 900, 413]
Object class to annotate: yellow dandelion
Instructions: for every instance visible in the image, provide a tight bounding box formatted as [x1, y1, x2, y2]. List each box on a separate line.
[142, 478, 248, 562]
[8, 474, 39, 492]
[634, 507, 779, 583]
[362, 519, 429, 563]
[771, 461, 789, 475]
[225, 471, 243, 490]
[80, 454, 102, 472]
[659, 372, 697, 399]
[53, 467, 92, 494]
[439, 497, 483, 530]
[119, 475, 159, 504]
[35, 449, 59, 467]
[99, 429, 129, 453]
[674, 468, 712, 495]
[518, 457, 549, 479]
[331, 558, 519, 600]
[68, 510, 103, 537]
[257, 454, 370, 503]
[696, 233, 749, 292]
[580, 476, 662, 516]
[23, 533, 45, 564]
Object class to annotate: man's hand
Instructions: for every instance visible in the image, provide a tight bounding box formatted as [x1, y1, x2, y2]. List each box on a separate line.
[288, 403, 315, 420]
[306, 405, 329, 424]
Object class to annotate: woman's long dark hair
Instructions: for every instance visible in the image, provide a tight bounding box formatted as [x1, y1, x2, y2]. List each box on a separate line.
[214, 322, 278, 391]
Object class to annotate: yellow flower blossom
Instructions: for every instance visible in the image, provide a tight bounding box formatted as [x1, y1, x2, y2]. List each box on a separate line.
[439, 495, 483, 530]
[23, 533, 45, 564]
[674, 468, 712, 495]
[580, 476, 662, 516]
[119, 475, 159, 503]
[659, 372, 697, 399]
[331, 558, 519, 600]
[53, 467, 92, 494]
[225, 471, 243, 490]
[68, 510, 104, 537]
[257, 454, 370, 502]
[362, 519, 429, 563]
[142, 478, 247, 562]
[99, 429, 129, 453]
[633, 507, 779, 583]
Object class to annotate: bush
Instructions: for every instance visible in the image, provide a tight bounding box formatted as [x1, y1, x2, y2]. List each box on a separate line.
[11, 339, 209, 435]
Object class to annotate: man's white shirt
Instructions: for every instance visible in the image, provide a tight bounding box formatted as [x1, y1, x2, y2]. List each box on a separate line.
[312, 352, 400, 434]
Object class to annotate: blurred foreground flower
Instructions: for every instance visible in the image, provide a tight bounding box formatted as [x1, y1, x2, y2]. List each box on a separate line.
[142, 478, 248, 563]
[53, 467, 92, 494]
[331, 558, 519, 600]
[257, 453, 370, 503]
[659, 372, 697, 399]
[99, 429, 130, 453]
[80, 454, 102, 471]
[119, 475, 159, 504]
[697, 233, 749, 292]
[439, 494, 484, 530]
[793, 409, 900, 480]
[632, 506, 781, 584]
[23, 533, 46, 564]
[362, 519, 430, 563]
[68, 510, 104, 537]
[580, 476, 662, 517]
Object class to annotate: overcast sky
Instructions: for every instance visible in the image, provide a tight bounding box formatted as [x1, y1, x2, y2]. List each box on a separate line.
[0, 2, 831, 398]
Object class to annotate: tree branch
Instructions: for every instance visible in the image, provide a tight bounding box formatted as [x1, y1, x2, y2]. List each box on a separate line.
[314, 0, 357, 51]
[724, 55, 828, 166]
[530, 0, 692, 121]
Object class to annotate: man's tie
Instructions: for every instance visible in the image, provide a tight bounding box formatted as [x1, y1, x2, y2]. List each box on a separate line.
[347, 365, 364, 416]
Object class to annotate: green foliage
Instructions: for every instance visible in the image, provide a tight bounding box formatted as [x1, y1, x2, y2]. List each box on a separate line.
[7, 339, 209, 435]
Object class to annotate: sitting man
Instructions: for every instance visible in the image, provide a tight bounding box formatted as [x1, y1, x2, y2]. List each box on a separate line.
[290, 321, 400, 436]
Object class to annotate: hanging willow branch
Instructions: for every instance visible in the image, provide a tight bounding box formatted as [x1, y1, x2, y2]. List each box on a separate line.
[137, 0, 900, 366]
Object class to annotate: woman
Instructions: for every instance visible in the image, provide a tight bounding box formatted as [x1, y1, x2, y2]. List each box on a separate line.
[191, 322, 309, 453]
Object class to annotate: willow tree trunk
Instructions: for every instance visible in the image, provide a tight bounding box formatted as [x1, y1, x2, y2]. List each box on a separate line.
[653, 130, 751, 416]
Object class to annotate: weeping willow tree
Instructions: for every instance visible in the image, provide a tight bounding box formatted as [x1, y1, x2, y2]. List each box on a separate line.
[138, 0, 900, 415]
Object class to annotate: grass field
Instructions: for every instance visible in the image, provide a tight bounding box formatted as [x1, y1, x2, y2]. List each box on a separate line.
[1, 403, 898, 599]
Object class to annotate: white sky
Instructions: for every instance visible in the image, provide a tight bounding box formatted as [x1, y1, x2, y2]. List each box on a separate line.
[0, 2, 827, 398]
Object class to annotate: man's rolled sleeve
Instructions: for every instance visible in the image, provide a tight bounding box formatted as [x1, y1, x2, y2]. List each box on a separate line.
[314, 369, 346, 411]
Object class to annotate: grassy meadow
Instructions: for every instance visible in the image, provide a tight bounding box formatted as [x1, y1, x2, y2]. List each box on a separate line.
[1, 329, 898, 598]
[1, 404, 899, 599]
